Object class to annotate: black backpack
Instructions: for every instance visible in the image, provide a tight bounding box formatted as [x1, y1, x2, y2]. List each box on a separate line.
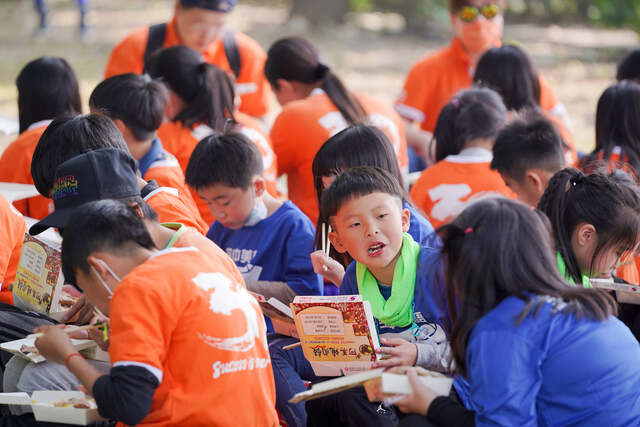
[143, 23, 242, 78]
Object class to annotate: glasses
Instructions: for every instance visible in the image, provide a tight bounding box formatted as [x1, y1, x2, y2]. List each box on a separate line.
[459, 4, 501, 23]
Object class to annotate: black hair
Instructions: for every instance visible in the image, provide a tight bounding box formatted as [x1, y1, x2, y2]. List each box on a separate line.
[581, 81, 640, 177]
[145, 46, 236, 130]
[617, 48, 640, 82]
[319, 166, 404, 224]
[312, 125, 405, 204]
[537, 168, 640, 284]
[439, 197, 617, 378]
[491, 110, 565, 181]
[31, 114, 130, 197]
[61, 199, 156, 287]
[89, 73, 167, 142]
[473, 45, 541, 111]
[185, 131, 263, 190]
[16, 57, 81, 133]
[265, 37, 366, 125]
[434, 87, 507, 162]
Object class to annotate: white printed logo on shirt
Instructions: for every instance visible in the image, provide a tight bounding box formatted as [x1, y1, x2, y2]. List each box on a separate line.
[193, 272, 266, 352]
[428, 184, 504, 222]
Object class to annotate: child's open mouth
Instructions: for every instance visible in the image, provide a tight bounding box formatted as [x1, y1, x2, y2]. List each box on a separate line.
[367, 242, 385, 257]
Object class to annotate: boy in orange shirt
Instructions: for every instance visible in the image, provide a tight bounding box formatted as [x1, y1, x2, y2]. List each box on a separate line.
[88, 72, 204, 226]
[0, 194, 26, 305]
[34, 199, 278, 426]
[104, 0, 270, 119]
[410, 88, 514, 228]
[395, 0, 566, 163]
[0, 57, 81, 219]
[490, 111, 566, 208]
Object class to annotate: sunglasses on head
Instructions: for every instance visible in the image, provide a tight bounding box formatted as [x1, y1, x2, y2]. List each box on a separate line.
[459, 4, 501, 22]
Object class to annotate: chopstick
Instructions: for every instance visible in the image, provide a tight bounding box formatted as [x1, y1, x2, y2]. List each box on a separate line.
[27, 324, 100, 339]
[283, 342, 302, 350]
[321, 223, 332, 272]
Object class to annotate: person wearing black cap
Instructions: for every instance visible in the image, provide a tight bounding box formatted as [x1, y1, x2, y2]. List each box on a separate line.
[7, 148, 245, 409]
[104, 0, 271, 120]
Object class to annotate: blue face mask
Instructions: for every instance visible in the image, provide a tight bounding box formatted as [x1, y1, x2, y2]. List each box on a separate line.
[91, 259, 121, 299]
[244, 197, 267, 227]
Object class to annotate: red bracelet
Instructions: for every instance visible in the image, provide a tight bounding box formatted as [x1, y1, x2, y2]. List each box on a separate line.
[65, 352, 83, 369]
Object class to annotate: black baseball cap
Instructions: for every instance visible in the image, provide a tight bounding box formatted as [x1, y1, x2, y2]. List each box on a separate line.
[179, 0, 236, 12]
[29, 148, 141, 235]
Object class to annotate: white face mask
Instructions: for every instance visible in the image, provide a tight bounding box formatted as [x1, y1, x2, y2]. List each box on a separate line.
[244, 196, 268, 227]
[91, 259, 121, 298]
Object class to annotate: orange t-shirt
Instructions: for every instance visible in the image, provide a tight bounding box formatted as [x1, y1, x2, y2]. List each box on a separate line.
[270, 88, 409, 224]
[395, 37, 560, 133]
[104, 19, 270, 118]
[0, 194, 26, 304]
[141, 143, 204, 227]
[109, 247, 278, 427]
[165, 223, 244, 287]
[410, 148, 515, 229]
[157, 118, 279, 225]
[0, 122, 54, 219]
[144, 187, 208, 235]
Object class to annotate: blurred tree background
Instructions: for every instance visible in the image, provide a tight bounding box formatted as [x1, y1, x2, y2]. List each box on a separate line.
[289, 0, 640, 33]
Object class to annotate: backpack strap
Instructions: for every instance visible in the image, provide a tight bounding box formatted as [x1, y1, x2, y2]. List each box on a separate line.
[222, 30, 241, 78]
[143, 23, 167, 71]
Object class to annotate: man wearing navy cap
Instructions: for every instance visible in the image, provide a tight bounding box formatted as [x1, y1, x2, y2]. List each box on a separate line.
[104, 0, 271, 119]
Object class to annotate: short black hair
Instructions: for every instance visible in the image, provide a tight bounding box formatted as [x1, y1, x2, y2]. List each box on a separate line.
[61, 199, 155, 287]
[434, 88, 507, 162]
[319, 166, 404, 222]
[185, 131, 263, 190]
[491, 110, 566, 181]
[617, 48, 640, 82]
[31, 114, 130, 196]
[89, 73, 167, 141]
[16, 56, 81, 133]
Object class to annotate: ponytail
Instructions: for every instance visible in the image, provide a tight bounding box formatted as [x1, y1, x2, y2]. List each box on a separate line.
[265, 37, 366, 125]
[146, 46, 237, 131]
[537, 167, 640, 284]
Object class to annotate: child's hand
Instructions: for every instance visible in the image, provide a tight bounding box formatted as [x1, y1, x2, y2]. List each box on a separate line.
[310, 250, 345, 286]
[34, 325, 76, 364]
[88, 315, 110, 351]
[63, 294, 94, 325]
[394, 368, 438, 416]
[373, 338, 418, 368]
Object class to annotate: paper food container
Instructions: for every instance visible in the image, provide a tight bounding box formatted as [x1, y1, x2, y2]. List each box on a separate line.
[0, 391, 103, 425]
[0, 337, 96, 363]
[362, 370, 453, 401]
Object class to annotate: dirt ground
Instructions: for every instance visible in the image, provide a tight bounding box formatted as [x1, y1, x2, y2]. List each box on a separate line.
[0, 0, 638, 154]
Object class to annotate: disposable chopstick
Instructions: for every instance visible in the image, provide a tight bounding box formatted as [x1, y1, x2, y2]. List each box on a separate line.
[283, 342, 302, 351]
[27, 324, 99, 339]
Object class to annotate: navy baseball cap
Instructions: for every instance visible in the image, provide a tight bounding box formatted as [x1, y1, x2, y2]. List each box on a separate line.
[29, 148, 141, 235]
[179, 0, 236, 12]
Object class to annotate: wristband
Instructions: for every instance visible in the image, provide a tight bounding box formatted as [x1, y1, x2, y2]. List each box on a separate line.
[65, 352, 83, 369]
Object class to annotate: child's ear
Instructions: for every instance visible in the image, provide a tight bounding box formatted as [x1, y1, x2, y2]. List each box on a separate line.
[401, 207, 411, 233]
[87, 255, 107, 280]
[525, 170, 544, 193]
[253, 176, 265, 197]
[329, 229, 348, 254]
[575, 223, 597, 247]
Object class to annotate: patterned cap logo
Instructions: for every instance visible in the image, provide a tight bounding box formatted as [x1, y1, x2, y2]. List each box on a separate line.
[52, 175, 79, 200]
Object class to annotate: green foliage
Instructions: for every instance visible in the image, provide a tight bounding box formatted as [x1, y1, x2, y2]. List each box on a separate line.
[344, 0, 640, 32]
